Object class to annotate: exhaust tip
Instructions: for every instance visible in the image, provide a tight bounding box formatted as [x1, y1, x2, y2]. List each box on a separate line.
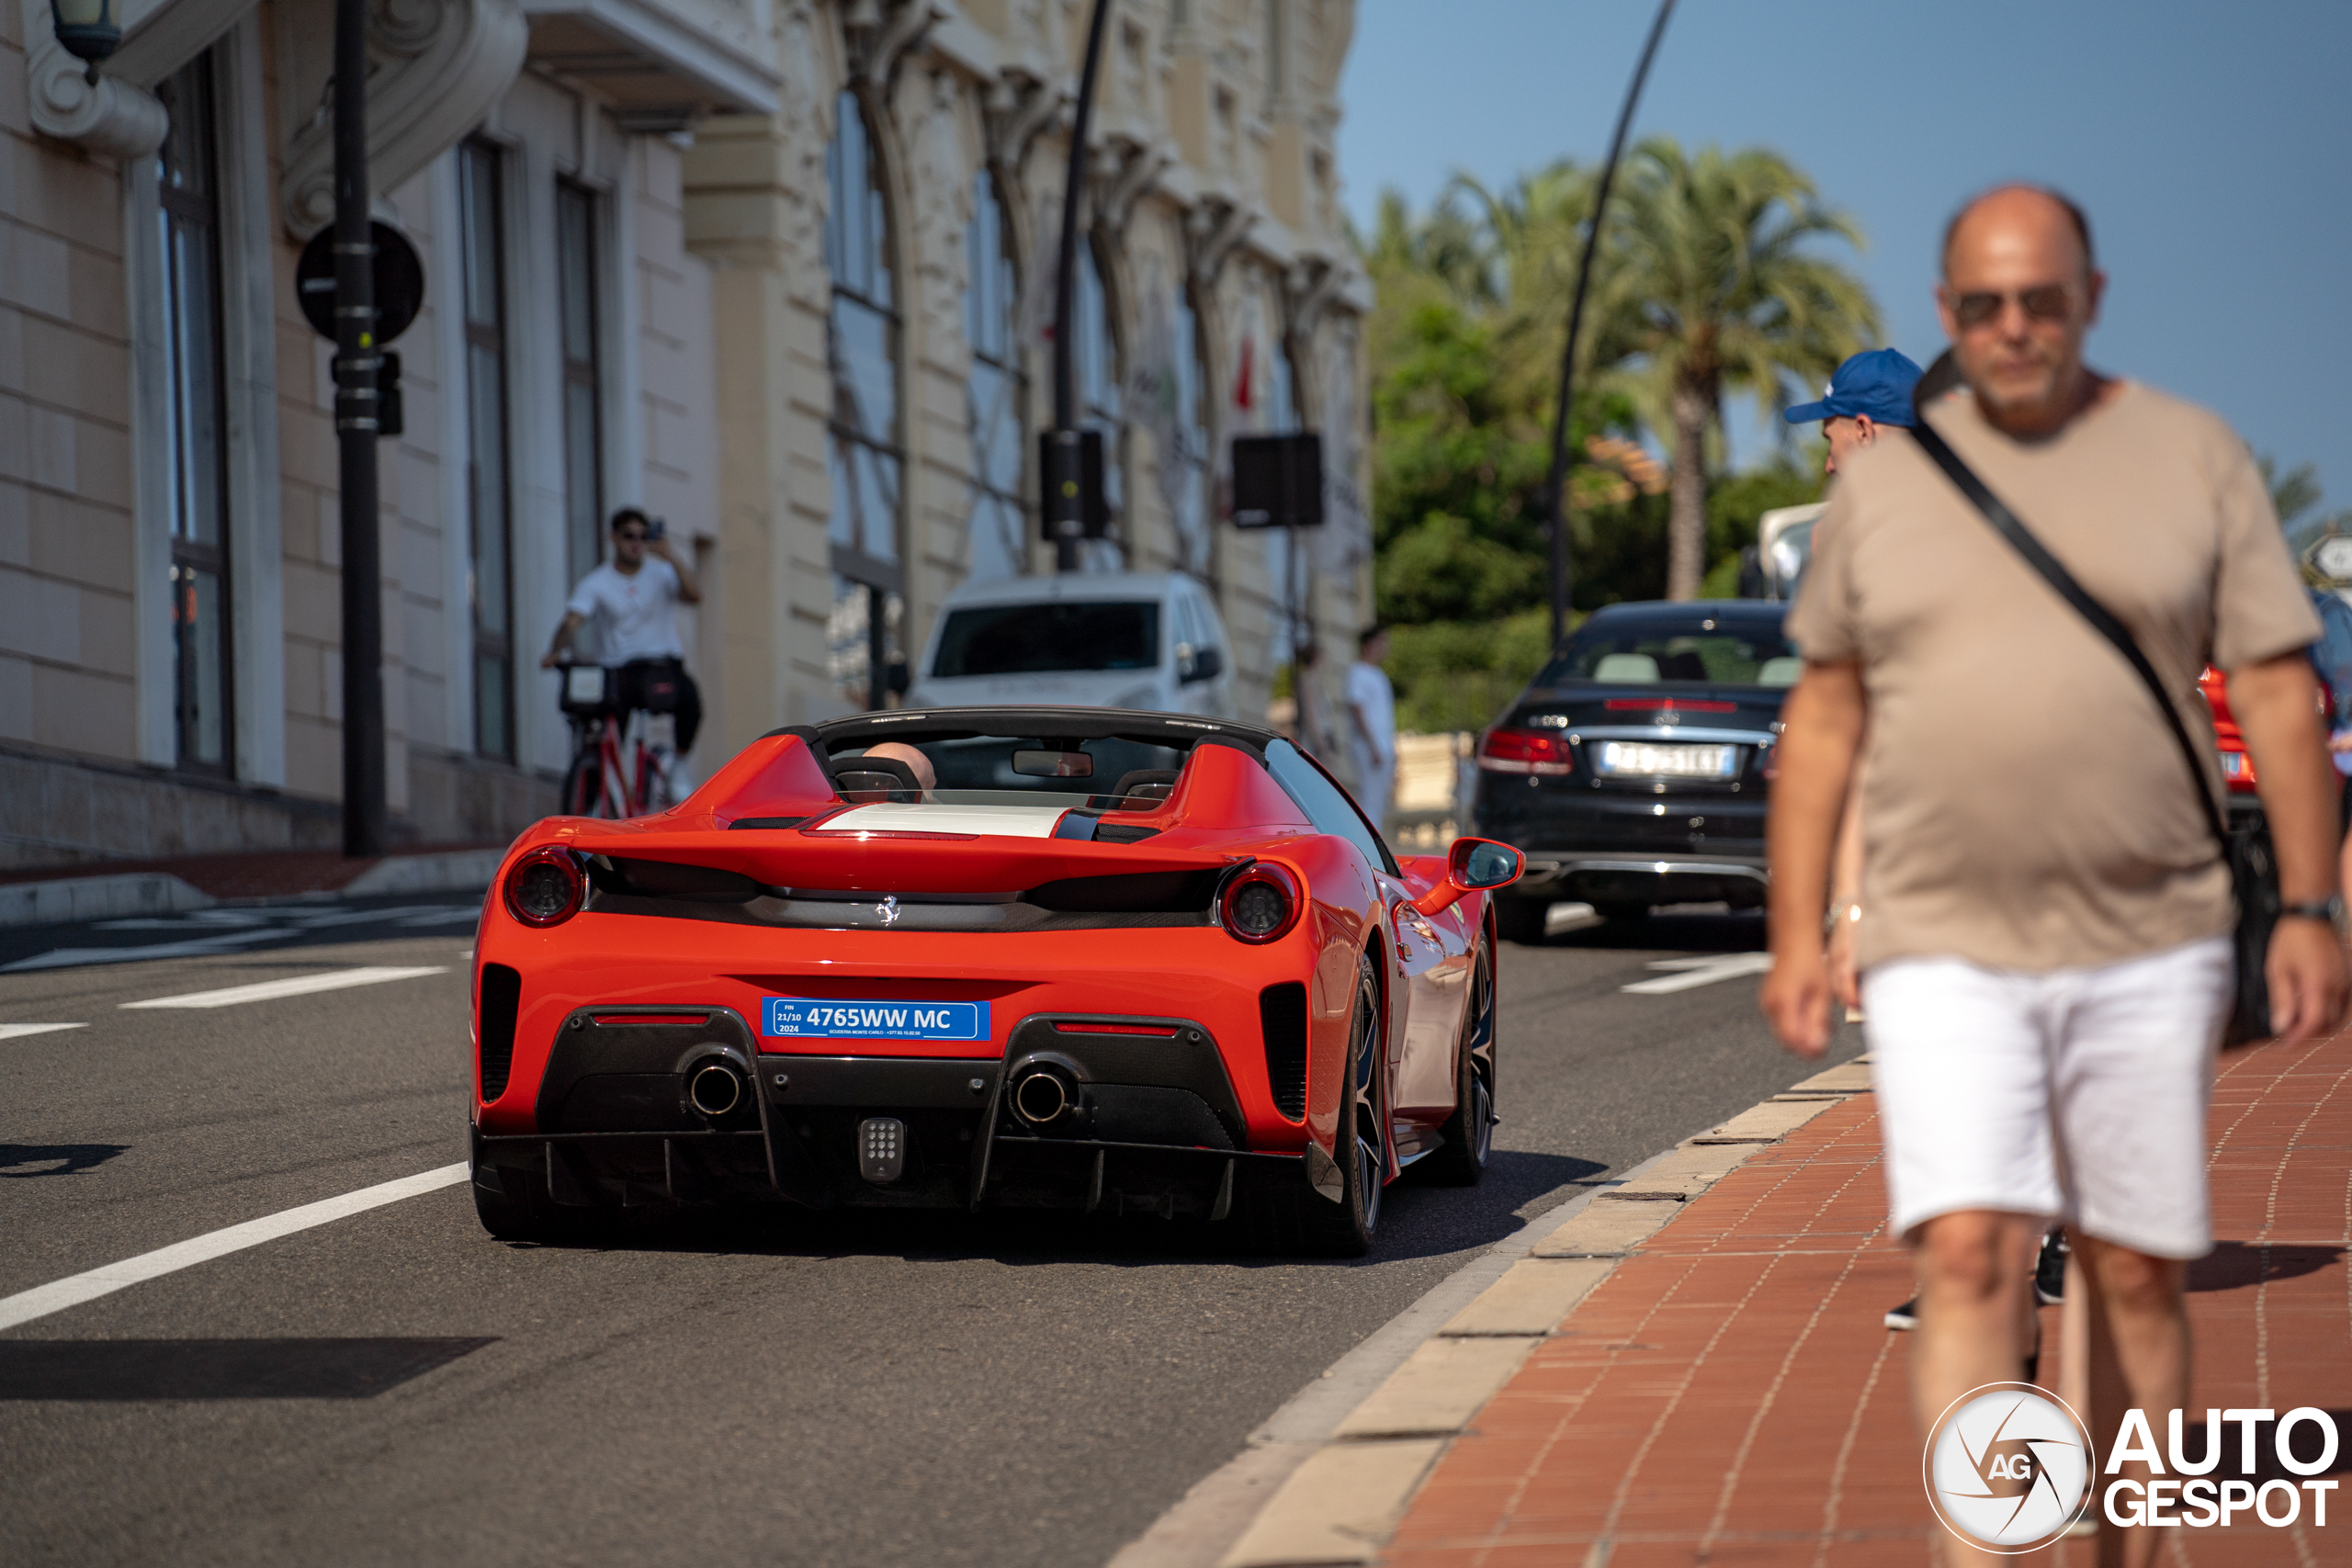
[686, 1061, 744, 1118]
[1011, 1067, 1071, 1126]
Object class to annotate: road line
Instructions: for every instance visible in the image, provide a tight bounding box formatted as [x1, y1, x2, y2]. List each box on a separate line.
[0, 1163, 469, 1332]
[0, 1022, 88, 1041]
[1620, 952, 1773, 995]
[121, 965, 448, 1010]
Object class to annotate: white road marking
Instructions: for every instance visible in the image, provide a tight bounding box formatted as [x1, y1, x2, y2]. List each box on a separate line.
[1, 930, 289, 973]
[0, 1022, 88, 1041]
[0, 1163, 469, 1332]
[1620, 952, 1774, 995]
[121, 965, 448, 1010]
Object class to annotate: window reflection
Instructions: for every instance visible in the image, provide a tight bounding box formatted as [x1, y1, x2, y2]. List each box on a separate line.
[1170, 287, 1212, 576]
[965, 170, 1027, 581]
[825, 89, 903, 708]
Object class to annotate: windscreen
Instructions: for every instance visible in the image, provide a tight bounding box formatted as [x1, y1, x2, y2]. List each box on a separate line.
[931, 602, 1160, 677]
[831, 736, 1189, 810]
[1535, 613, 1798, 688]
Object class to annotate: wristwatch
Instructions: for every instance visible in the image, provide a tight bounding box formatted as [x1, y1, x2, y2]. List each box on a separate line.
[1822, 901, 1862, 937]
[2278, 897, 2345, 926]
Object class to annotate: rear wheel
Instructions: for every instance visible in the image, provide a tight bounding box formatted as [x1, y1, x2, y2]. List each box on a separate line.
[1289, 951, 1388, 1257]
[560, 744, 603, 818]
[470, 1157, 556, 1243]
[1425, 938, 1496, 1186]
[1492, 894, 1549, 944]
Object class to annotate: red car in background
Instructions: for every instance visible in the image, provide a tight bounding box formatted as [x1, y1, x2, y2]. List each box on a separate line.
[468, 707, 1522, 1257]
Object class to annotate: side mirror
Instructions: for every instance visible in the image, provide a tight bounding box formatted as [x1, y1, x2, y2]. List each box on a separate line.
[1189, 645, 1224, 682]
[1412, 837, 1524, 918]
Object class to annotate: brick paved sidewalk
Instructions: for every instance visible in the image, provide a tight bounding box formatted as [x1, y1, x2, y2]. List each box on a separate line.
[1379, 1030, 2352, 1566]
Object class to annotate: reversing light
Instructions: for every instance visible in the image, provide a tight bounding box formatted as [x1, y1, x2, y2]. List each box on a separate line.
[1219, 863, 1301, 944]
[504, 846, 584, 927]
[1478, 728, 1575, 776]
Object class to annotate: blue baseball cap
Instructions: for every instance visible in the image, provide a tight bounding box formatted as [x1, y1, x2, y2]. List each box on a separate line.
[1784, 348, 1924, 427]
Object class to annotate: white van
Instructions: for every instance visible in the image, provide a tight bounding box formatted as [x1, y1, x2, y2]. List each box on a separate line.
[905, 571, 1236, 718]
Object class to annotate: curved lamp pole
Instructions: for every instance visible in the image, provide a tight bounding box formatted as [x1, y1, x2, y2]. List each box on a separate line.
[1044, 0, 1114, 572]
[1543, 0, 1676, 649]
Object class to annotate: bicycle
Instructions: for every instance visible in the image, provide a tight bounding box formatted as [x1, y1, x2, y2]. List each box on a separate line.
[556, 660, 676, 818]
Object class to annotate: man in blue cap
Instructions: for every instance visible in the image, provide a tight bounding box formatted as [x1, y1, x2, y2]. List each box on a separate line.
[1785, 346, 1923, 475]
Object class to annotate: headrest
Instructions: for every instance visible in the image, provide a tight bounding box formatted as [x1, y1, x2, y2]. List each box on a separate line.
[1592, 653, 1659, 682]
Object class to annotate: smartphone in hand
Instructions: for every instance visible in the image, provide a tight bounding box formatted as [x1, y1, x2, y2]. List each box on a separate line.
[648, 517, 667, 540]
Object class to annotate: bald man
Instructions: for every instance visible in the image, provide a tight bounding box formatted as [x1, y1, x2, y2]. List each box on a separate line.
[1762, 185, 2345, 1564]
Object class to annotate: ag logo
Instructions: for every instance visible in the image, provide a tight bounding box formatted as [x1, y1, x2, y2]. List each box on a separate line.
[1924, 1382, 2094, 1551]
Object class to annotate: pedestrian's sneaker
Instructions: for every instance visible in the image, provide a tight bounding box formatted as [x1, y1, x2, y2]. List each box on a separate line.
[1883, 1297, 1918, 1331]
[2034, 1227, 2069, 1307]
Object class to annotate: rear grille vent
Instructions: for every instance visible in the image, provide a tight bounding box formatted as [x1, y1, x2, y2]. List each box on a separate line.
[1260, 982, 1308, 1121]
[478, 964, 521, 1101]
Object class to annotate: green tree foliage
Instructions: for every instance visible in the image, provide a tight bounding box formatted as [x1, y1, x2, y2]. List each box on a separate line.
[1360, 145, 1872, 728]
[1587, 141, 1874, 599]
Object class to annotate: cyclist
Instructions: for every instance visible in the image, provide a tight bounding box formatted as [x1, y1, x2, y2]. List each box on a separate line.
[542, 508, 705, 787]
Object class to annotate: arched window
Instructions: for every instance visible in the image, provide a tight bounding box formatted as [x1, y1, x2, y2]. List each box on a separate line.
[1076, 242, 1124, 557]
[825, 90, 903, 710]
[965, 170, 1026, 581]
[1168, 285, 1212, 576]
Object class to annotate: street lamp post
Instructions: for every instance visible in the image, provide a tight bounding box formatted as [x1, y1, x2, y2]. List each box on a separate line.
[1042, 0, 1112, 573]
[332, 0, 386, 856]
[1542, 0, 1675, 649]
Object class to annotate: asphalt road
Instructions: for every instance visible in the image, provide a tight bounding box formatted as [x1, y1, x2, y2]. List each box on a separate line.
[0, 901, 1860, 1567]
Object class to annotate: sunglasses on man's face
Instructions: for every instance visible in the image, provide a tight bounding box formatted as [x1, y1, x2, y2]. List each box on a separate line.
[616, 530, 649, 543]
[1948, 283, 2074, 330]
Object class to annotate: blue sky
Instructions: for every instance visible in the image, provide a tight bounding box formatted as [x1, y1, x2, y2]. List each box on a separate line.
[1337, 0, 2352, 502]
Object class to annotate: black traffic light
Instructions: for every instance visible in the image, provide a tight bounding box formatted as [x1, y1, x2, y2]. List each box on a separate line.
[1039, 428, 1109, 541]
[1231, 433, 1323, 529]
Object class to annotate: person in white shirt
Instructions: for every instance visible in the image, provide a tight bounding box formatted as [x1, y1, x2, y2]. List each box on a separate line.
[543, 508, 705, 762]
[1344, 626, 1396, 833]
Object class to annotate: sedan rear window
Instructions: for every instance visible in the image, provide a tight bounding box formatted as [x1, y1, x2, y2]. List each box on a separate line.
[1537, 615, 1799, 687]
[932, 602, 1160, 677]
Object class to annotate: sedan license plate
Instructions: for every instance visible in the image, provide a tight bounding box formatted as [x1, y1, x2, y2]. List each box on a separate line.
[763, 998, 990, 1043]
[1594, 741, 1738, 780]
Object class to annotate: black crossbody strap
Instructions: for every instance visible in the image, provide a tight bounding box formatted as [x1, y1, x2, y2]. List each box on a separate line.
[1908, 414, 2230, 851]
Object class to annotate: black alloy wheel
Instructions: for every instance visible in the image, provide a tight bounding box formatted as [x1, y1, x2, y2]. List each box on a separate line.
[1292, 950, 1388, 1257]
[1426, 936, 1497, 1185]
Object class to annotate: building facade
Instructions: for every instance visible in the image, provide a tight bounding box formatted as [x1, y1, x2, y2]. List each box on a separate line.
[1, 0, 1367, 868]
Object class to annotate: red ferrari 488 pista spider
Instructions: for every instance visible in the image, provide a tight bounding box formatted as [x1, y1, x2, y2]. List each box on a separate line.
[469, 708, 1522, 1255]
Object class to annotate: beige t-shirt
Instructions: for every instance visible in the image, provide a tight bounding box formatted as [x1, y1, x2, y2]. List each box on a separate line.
[1787, 380, 2319, 973]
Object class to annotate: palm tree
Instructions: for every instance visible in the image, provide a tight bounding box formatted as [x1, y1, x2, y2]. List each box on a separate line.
[1592, 139, 1879, 599]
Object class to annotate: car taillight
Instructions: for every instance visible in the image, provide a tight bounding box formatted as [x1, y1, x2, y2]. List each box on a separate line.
[1478, 728, 1574, 775]
[1219, 863, 1301, 944]
[504, 847, 585, 927]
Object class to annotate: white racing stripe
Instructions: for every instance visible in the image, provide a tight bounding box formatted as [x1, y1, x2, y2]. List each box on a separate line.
[1620, 952, 1774, 995]
[0, 1162, 469, 1332]
[0, 1022, 88, 1041]
[121, 965, 448, 1010]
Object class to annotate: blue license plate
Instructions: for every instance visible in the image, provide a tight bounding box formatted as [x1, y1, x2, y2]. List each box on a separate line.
[762, 998, 990, 1043]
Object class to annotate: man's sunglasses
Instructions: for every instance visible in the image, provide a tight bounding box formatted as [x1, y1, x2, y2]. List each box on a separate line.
[1947, 284, 2073, 329]
[616, 529, 649, 542]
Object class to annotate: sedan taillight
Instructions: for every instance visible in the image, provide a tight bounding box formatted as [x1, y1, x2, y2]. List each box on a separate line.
[1478, 728, 1574, 776]
[1219, 863, 1302, 944]
[504, 847, 585, 928]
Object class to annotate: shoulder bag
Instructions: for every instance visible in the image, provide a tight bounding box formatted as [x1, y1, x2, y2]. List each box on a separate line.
[1906, 410, 2278, 1044]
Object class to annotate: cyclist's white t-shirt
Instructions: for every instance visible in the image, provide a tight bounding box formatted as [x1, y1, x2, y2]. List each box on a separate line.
[566, 559, 684, 663]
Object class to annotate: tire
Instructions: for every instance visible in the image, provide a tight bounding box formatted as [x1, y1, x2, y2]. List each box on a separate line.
[1593, 901, 1652, 923]
[1492, 894, 1549, 944]
[1424, 937, 1496, 1186]
[470, 1158, 557, 1243]
[1289, 951, 1388, 1258]
[560, 747, 603, 818]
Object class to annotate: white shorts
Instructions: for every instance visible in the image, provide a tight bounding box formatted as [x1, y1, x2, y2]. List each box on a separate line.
[1861, 935, 2231, 1259]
